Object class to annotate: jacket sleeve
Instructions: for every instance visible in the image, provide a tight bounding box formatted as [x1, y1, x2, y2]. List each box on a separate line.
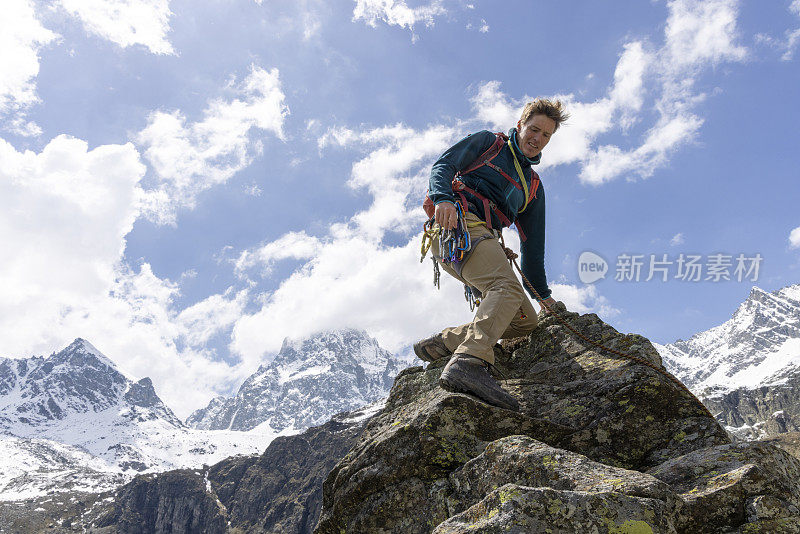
[429, 131, 496, 205]
[517, 184, 552, 301]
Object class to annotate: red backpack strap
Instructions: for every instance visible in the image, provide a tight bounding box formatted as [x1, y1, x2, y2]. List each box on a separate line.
[515, 219, 526, 242]
[457, 132, 507, 177]
[529, 171, 540, 201]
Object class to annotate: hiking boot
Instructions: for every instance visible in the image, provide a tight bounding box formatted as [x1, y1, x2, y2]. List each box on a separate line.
[413, 333, 452, 362]
[439, 354, 520, 411]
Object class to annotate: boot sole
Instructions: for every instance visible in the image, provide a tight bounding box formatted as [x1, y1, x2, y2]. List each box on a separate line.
[439, 372, 519, 412]
[413, 343, 449, 363]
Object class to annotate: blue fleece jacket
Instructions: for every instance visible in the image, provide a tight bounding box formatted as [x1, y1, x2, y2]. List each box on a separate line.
[428, 129, 551, 300]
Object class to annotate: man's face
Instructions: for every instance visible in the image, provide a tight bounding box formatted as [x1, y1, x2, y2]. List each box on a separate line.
[516, 114, 556, 159]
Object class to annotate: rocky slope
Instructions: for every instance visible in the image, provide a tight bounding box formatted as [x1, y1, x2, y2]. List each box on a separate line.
[33, 304, 800, 533]
[187, 329, 409, 432]
[657, 284, 800, 440]
[316, 304, 800, 533]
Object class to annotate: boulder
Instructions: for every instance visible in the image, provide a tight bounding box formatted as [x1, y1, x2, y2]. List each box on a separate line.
[316, 304, 731, 533]
[647, 441, 800, 533]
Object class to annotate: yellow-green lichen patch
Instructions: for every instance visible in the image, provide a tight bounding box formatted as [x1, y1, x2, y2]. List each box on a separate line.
[609, 519, 654, 534]
[498, 486, 521, 504]
[542, 455, 559, 468]
[565, 404, 585, 417]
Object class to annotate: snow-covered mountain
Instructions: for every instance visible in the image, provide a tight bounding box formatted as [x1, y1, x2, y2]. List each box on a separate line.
[0, 339, 284, 500]
[656, 285, 800, 395]
[656, 284, 800, 439]
[187, 328, 411, 432]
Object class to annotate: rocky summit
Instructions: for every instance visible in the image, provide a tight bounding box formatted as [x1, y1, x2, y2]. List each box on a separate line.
[316, 304, 800, 533]
[13, 306, 800, 533]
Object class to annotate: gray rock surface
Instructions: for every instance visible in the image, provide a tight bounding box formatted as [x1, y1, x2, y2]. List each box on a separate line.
[316, 304, 740, 534]
[647, 441, 800, 533]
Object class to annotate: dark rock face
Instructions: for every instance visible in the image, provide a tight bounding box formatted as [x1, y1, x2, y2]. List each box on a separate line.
[90, 470, 229, 534]
[315, 305, 800, 533]
[211, 415, 366, 533]
[83, 409, 372, 533]
[703, 375, 800, 440]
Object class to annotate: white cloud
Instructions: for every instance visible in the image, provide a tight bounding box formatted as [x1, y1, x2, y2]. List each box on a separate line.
[243, 182, 262, 197]
[779, 0, 800, 61]
[549, 283, 620, 319]
[59, 0, 175, 55]
[789, 226, 800, 249]
[352, 0, 446, 37]
[469, 0, 747, 185]
[663, 0, 747, 69]
[235, 231, 322, 275]
[0, 0, 57, 126]
[0, 133, 259, 418]
[670, 232, 685, 246]
[176, 288, 250, 347]
[136, 65, 289, 224]
[0, 135, 144, 307]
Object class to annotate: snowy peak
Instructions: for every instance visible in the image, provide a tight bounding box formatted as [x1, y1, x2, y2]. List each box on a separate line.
[658, 283, 800, 395]
[58, 338, 119, 371]
[188, 328, 407, 432]
[0, 338, 178, 429]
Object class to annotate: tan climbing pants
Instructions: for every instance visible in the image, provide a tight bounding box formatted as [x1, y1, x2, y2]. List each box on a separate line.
[431, 212, 538, 365]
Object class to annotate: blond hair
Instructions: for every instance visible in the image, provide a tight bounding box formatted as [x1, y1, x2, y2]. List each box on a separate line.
[519, 98, 569, 132]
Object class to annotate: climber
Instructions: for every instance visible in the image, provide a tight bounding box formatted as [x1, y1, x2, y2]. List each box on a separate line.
[415, 98, 569, 411]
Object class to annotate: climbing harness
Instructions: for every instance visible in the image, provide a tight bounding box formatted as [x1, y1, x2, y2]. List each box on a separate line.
[422, 132, 540, 242]
[420, 131, 539, 309]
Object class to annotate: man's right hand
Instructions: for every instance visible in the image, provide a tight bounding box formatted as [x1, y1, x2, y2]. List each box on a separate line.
[434, 202, 458, 230]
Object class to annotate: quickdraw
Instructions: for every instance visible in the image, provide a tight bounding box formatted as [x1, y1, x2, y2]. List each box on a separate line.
[464, 285, 481, 311]
[420, 201, 486, 310]
[420, 201, 471, 266]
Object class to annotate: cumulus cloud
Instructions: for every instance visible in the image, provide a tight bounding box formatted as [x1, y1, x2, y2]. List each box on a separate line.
[59, 0, 175, 55]
[136, 65, 289, 224]
[469, 0, 748, 186]
[662, 0, 747, 69]
[777, 0, 800, 61]
[790, 226, 800, 249]
[0, 133, 258, 418]
[0, 0, 58, 130]
[670, 232, 685, 246]
[352, 0, 446, 38]
[235, 231, 322, 275]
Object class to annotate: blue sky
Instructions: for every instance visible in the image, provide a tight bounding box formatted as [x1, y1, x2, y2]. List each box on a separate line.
[2, 0, 799, 418]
